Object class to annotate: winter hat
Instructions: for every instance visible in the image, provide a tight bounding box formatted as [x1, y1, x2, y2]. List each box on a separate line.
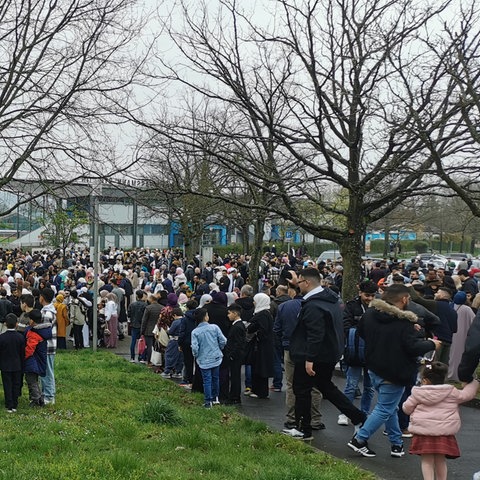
[453, 291, 467, 305]
[167, 293, 178, 307]
[211, 291, 227, 306]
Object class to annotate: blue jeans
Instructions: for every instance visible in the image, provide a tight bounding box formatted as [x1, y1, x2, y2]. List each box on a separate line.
[355, 371, 403, 446]
[344, 366, 374, 415]
[40, 354, 56, 401]
[272, 344, 283, 389]
[200, 365, 220, 406]
[244, 365, 252, 389]
[130, 327, 140, 360]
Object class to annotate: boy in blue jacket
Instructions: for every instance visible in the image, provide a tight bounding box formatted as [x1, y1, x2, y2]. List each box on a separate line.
[24, 309, 52, 407]
[191, 308, 226, 408]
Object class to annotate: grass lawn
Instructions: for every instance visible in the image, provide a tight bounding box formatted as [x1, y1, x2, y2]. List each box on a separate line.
[0, 351, 377, 480]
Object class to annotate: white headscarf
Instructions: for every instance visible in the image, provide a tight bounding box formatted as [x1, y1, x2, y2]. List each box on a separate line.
[199, 294, 213, 308]
[253, 293, 271, 313]
[226, 292, 238, 306]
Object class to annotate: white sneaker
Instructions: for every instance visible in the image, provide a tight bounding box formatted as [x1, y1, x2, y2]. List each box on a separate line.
[337, 414, 349, 426]
[282, 428, 304, 438]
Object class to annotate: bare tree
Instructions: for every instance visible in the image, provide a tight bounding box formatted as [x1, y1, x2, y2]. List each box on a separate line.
[0, 0, 150, 217]
[131, 0, 480, 299]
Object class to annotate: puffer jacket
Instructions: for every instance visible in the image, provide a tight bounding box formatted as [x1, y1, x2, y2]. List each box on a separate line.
[402, 380, 478, 436]
[359, 299, 436, 386]
[24, 323, 53, 376]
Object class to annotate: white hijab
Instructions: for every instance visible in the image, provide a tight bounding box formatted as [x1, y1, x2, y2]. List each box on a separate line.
[253, 293, 271, 313]
[199, 294, 213, 308]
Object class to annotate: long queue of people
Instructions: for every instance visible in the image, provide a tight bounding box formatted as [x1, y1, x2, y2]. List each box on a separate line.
[2, 246, 480, 480]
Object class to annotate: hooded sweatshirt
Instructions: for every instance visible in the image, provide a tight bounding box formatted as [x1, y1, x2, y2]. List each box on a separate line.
[402, 380, 479, 436]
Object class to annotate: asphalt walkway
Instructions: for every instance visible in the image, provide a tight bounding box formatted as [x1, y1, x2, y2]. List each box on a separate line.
[110, 337, 479, 480]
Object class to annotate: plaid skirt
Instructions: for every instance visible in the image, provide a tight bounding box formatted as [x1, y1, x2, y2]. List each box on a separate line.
[409, 435, 460, 459]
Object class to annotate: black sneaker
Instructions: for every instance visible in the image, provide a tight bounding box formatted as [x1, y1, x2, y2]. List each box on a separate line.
[347, 437, 376, 457]
[311, 423, 326, 430]
[391, 444, 405, 458]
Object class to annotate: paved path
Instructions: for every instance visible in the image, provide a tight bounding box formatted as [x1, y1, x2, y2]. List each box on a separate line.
[111, 338, 480, 480]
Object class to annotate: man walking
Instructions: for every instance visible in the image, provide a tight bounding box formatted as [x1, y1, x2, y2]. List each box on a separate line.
[287, 268, 366, 441]
[348, 284, 440, 458]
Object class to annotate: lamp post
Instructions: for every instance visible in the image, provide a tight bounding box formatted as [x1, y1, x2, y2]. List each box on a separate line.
[91, 183, 101, 352]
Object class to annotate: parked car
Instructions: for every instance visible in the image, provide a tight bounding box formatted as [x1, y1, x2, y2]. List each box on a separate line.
[417, 253, 448, 269]
[446, 253, 473, 273]
[316, 249, 341, 263]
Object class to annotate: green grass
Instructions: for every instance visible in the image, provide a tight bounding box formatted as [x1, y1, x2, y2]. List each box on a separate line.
[0, 351, 377, 480]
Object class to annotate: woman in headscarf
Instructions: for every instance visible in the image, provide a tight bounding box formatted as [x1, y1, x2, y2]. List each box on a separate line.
[104, 292, 119, 348]
[448, 291, 475, 381]
[246, 293, 275, 399]
[199, 294, 213, 309]
[173, 267, 187, 291]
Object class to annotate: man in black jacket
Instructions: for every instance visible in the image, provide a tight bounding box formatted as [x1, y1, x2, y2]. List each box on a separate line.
[286, 268, 366, 441]
[348, 284, 440, 458]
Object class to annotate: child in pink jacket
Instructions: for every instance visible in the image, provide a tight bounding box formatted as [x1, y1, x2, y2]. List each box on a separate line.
[402, 361, 478, 480]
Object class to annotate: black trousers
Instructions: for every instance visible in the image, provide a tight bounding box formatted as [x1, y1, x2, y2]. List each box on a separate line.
[251, 372, 269, 398]
[182, 345, 194, 383]
[228, 358, 243, 401]
[1, 370, 23, 410]
[73, 324, 84, 349]
[293, 361, 365, 436]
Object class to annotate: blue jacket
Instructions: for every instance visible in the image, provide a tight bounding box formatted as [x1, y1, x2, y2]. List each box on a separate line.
[24, 323, 52, 376]
[191, 322, 226, 369]
[178, 310, 196, 348]
[273, 297, 302, 349]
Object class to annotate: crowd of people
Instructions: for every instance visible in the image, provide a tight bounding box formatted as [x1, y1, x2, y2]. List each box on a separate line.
[1, 245, 480, 479]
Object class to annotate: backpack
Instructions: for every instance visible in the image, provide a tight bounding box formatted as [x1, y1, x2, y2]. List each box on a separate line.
[343, 327, 366, 366]
[69, 301, 86, 326]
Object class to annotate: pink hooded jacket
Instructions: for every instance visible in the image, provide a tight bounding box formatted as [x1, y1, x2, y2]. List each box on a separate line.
[402, 380, 478, 436]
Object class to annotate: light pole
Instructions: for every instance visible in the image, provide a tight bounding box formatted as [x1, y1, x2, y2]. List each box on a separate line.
[91, 183, 101, 352]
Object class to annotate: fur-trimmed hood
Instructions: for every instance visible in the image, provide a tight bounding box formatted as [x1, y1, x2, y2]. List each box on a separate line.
[369, 298, 417, 323]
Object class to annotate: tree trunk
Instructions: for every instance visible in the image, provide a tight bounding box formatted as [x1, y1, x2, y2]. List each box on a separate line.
[241, 224, 250, 255]
[248, 217, 265, 292]
[339, 197, 367, 301]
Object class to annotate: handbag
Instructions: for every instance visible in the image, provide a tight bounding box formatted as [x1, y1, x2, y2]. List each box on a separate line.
[104, 322, 111, 336]
[137, 336, 146, 355]
[153, 324, 169, 348]
[150, 349, 162, 366]
[158, 328, 169, 348]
